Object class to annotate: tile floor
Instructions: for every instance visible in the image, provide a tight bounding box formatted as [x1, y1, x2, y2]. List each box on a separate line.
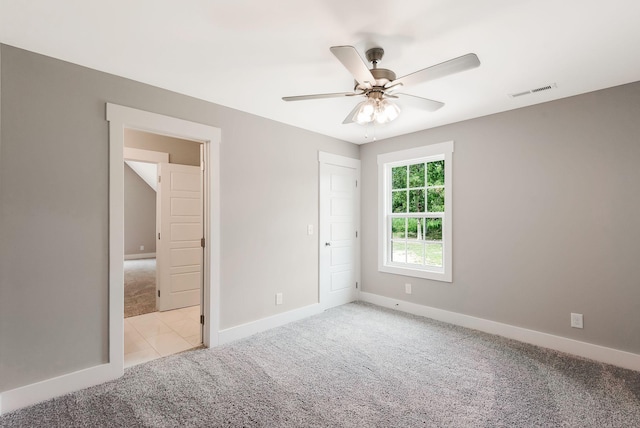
[124, 305, 201, 368]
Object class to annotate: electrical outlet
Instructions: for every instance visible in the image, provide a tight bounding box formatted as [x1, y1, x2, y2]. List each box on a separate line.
[405, 283, 412, 294]
[139, 245, 144, 251]
[307, 224, 313, 235]
[276, 293, 283, 305]
[571, 313, 583, 329]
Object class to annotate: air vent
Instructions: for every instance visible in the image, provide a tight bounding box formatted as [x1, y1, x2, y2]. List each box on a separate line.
[509, 83, 557, 98]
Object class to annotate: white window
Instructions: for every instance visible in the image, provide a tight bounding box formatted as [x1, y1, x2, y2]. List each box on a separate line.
[378, 142, 453, 282]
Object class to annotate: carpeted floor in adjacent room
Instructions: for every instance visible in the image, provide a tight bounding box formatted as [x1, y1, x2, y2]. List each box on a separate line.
[124, 258, 156, 318]
[2, 302, 639, 427]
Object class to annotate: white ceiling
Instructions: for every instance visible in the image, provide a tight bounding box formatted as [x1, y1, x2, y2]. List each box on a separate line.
[2, 1, 639, 144]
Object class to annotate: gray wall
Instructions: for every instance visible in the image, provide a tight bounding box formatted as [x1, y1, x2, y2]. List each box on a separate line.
[0, 44, 358, 392]
[124, 164, 156, 256]
[2, 40, 638, 395]
[360, 81, 640, 354]
[125, 128, 201, 166]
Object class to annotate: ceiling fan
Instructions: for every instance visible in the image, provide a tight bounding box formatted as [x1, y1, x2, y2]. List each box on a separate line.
[283, 46, 480, 125]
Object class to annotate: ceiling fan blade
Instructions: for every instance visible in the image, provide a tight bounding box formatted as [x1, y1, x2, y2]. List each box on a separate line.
[282, 92, 358, 101]
[330, 46, 376, 88]
[342, 101, 366, 124]
[386, 53, 480, 89]
[396, 93, 445, 112]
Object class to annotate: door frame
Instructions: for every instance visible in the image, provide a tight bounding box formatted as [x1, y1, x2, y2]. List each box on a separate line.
[318, 151, 361, 309]
[107, 104, 221, 376]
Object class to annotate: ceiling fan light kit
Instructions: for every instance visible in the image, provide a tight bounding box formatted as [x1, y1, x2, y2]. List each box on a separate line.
[352, 97, 401, 125]
[283, 45, 480, 127]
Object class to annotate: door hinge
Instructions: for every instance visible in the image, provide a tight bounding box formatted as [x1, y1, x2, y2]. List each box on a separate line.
[355, 180, 358, 188]
[355, 230, 358, 238]
[356, 282, 358, 289]
[200, 315, 205, 325]
[158, 175, 161, 183]
[158, 232, 160, 240]
[157, 290, 160, 297]
[201, 237, 205, 248]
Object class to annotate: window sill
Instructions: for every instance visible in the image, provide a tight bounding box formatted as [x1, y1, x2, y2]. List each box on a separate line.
[379, 264, 451, 282]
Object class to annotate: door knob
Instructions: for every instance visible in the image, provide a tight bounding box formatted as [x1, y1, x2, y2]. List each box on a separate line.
[325, 242, 331, 246]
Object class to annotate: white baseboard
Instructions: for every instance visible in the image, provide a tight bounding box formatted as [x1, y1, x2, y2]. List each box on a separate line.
[218, 303, 324, 345]
[0, 363, 121, 416]
[124, 252, 156, 260]
[359, 292, 640, 372]
[1, 303, 323, 415]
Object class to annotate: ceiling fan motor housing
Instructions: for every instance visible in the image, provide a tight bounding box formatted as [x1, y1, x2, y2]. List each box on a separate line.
[355, 68, 397, 92]
[353, 47, 397, 92]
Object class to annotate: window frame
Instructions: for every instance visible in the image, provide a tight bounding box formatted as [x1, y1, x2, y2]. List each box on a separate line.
[377, 141, 453, 282]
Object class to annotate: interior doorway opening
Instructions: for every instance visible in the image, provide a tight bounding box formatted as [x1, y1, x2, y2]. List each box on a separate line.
[107, 103, 221, 382]
[122, 129, 204, 367]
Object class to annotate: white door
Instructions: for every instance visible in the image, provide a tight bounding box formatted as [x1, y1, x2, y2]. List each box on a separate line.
[157, 163, 203, 311]
[319, 155, 360, 309]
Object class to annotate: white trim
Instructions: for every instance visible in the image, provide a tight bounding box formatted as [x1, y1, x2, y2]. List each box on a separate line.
[318, 151, 360, 169]
[107, 103, 222, 350]
[377, 142, 453, 282]
[218, 303, 324, 345]
[377, 141, 454, 165]
[124, 252, 156, 260]
[318, 152, 361, 310]
[359, 292, 640, 372]
[0, 364, 118, 415]
[123, 147, 168, 163]
[0, 105, 222, 416]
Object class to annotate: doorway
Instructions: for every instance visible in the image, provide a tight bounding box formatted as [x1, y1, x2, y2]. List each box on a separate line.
[123, 157, 161, 318]
[107, 103, 221, 378]
[122, 130, 204, 367]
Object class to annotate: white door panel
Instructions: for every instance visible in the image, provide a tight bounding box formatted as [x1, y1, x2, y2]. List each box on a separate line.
[330, 270, 352, 291]
[170, 272, 201, 292]
[157, 163, 203, 311]
[330, 198, 353, 216]
[320, 160, 360, 309]
[331, 246, 353, 266]
[331, 174, 353, 192]
[170, 223, 202, 241]
[171, 171, 200, 190]
[171, 198, 200, 215]
[171, 247, 202, 266]
[331, 223, 352, 241]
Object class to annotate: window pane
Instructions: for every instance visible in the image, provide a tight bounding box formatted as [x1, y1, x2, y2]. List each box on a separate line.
[407, 218, 425, 240]
[407, 218, 417, 239]
[408, 189, 425, 213]
[407, 242, 424, 265]
[392, 218, 406, 239]
[392, 191, 407, 213]
[392, 241, 406, 263]
[427, 188, 444, 212]
[427, 160, 445, 186]
[426, 243, 443, 267]
[392, 166, 407, 189]
[425, 218, 442, 241]
[409, 163, 425, 188]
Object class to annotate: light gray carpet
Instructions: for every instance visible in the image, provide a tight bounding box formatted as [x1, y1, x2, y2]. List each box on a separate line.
[2, 302, 639, 427]
[124, 258, 156, 318]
